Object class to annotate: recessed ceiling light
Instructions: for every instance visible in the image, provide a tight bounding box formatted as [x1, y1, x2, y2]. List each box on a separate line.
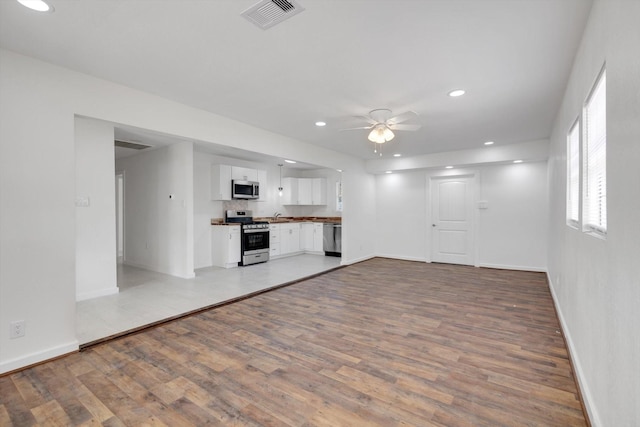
[336, 169, 342, 172]
[284, 159, 296, 164]
[445, 166, 454, 169]
[484, 141, 494, 146]
[17, 0, 54, 12]
[393, 153, 401, 157]
[513, 160, 523, 164]
[385, 171, 392, 174]
[315, 121, 326, 127]
[448, 89, 466, 97]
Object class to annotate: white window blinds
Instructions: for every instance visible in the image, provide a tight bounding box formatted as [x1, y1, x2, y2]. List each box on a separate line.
[567, 119, 580, 226]
[583, 69, 606, 234]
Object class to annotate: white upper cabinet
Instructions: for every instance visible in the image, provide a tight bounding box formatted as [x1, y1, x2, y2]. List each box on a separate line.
[211, 164, 266, 201]
[257, 169, 267, 201]
[281, 177, 299, 205]
[311, 178, 327, 205]
[211, 164, 232, 200]
[282, 177, 327, 205]
[231, 166, 258, 182]
[297, 178, 313, 205]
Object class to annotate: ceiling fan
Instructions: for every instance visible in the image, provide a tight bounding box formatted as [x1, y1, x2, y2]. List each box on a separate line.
[341, 109, 422, 155]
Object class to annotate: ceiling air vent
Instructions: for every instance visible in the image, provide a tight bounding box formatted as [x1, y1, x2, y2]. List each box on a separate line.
[114, 140, 151, 150]
[241, 0, 305, 30]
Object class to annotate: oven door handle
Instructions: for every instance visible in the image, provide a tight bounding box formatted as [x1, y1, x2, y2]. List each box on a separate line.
[243, 228, 269, 233]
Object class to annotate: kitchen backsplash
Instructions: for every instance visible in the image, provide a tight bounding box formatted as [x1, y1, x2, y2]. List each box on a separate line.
[223, 200, 249, 212]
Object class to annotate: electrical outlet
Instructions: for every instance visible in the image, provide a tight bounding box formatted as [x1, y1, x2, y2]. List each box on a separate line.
[10, 320, 25, 339]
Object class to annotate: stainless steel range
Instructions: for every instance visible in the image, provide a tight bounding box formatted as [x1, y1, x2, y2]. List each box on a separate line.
[225, 210, 269, 266]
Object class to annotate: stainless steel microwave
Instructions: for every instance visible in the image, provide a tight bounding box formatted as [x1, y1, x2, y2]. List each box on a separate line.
[232, 180, 259, 199]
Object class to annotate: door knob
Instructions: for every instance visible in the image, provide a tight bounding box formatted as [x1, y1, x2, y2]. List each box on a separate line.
[432, 224, 436, 227]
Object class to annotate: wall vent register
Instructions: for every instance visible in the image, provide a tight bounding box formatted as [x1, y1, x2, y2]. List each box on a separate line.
[241, 0, 305, 30]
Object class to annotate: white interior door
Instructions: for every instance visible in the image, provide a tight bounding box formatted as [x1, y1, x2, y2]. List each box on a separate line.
[430, 176, 475, 265]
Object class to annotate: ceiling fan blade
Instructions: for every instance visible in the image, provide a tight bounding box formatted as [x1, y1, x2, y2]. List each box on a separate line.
[387, 110, 419, 125]
[339, 126, 373, 131]
[388, 123, 422, 131]
[358, 115, 379, 126]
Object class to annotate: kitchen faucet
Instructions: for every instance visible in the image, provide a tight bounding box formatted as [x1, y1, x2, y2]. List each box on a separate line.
[273, 212, 281, 220]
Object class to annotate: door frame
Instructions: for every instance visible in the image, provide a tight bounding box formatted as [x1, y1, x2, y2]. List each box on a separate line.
[115, 170, 125, 263]
[425, 170, 479, 266]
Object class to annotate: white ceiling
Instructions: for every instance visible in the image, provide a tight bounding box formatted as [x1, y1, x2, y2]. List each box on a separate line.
[113, 124, 319, 169]
[0, 0, 593, 161]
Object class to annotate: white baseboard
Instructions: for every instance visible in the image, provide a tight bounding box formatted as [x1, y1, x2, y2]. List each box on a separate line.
[0, 340, 79, 375]
[76, 286, 119, 301]
[546, 274, 601, 426]
[376, 254, 427, 263]
[124, 260, 194, 279]
[478, 262, 547, 272]
[341, 254, 376, 265]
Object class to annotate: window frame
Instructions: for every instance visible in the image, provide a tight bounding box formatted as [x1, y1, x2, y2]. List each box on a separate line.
[581, 66, 607, 238]
[566, 116, 581, 229]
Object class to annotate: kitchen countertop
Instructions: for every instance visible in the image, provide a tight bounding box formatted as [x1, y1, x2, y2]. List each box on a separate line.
[211, 216, 341, 225]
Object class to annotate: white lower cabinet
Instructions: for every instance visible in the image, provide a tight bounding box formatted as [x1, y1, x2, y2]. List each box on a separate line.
[302, 223, 314, 251]
[300, 222, 323, 254]
[269, 222, 302, 258]
[269, 224, 281, 257]
[273, 222, 326, 258]
[280, 223, 301, 255]
[301, 222, 324, 253]
[312, 223, 324, 252]
[211, 225, 240, 268]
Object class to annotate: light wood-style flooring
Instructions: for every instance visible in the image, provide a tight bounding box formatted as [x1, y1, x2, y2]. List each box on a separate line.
[0, 258, 587, 426]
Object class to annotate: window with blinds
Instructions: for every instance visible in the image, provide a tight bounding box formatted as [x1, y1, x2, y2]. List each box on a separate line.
[582, 69, 606, 235]
[566, 118, 580, 227]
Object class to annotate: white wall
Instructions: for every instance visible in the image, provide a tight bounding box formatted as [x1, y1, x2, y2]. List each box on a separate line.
[547, 1, 640, 425]
[116, 142, 194, 278]
[375, 162, 548, 271]
[478, 162, 548, 270]
[75, 117, 118, 300]
[0, 52, 79, 373]
[342, 169, 377, 265]
[375, 170, 428, 261]
[0, 48, 374, 373]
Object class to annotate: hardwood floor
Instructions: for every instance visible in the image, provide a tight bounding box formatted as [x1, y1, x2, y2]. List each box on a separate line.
[0, 258, 587, 426]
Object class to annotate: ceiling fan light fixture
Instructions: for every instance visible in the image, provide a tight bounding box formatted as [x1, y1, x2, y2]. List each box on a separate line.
[368, 124, 394, 144]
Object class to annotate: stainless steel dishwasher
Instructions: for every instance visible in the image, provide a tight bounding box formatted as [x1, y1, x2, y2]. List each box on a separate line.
[323, 223, 342, 257]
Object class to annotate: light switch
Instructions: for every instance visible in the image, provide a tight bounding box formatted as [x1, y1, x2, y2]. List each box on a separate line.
[478, 200, 489, 209]
[75, 196, 90, 207]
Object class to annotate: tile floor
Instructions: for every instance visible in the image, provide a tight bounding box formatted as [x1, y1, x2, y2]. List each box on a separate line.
[76, 254, 342, 345]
